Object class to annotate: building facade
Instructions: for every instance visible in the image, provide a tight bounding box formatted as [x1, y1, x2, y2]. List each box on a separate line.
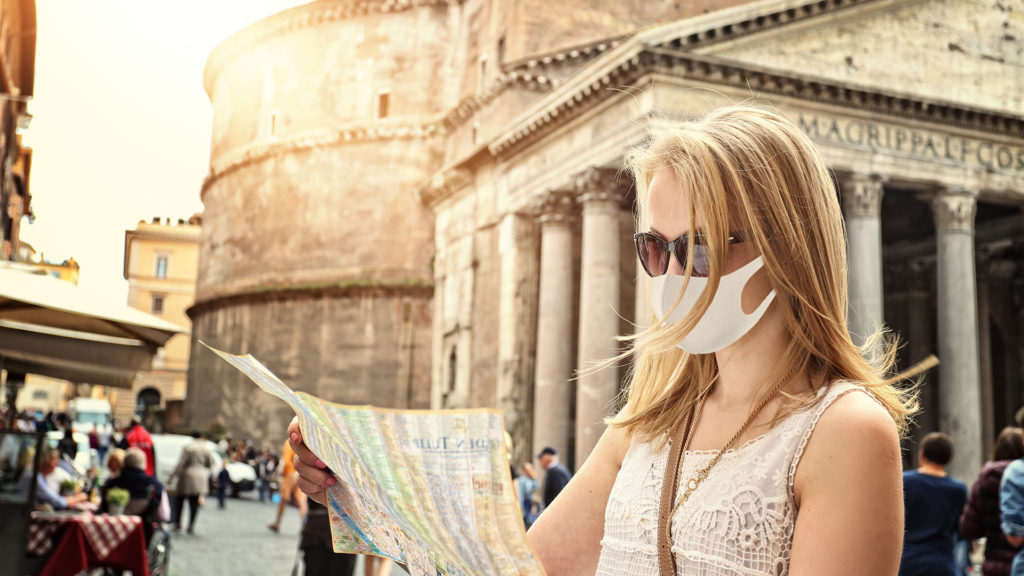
[0, 0, 34, 262]
[192, 0, 1023, 481]
[118, 216, 201, 431]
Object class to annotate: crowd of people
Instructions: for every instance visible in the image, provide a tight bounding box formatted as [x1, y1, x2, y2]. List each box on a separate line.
[901, 423, 1024, 576]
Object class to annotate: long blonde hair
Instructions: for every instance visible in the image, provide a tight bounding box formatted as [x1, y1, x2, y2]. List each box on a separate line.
[608, 104, 917, 441]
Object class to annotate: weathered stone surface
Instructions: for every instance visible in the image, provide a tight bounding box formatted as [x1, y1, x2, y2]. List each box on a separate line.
[185, 293, 432, 446]
[709, 0, 1024, 112]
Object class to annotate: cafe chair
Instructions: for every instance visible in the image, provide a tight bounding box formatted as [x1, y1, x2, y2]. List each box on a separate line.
[0, 428, 46, 576]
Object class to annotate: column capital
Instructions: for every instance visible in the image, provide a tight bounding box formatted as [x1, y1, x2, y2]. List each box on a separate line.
[932, 186, 979, 232]
[535, 189, 577, 225]
[573, 166, 620, 203]
[839, 172, 887, 218]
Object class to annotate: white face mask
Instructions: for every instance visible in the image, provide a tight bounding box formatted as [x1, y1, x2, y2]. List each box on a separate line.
[650, 256, 776, 354]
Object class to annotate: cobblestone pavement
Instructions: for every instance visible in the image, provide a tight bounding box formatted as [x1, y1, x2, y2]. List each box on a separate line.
[167, 493, 305, 576]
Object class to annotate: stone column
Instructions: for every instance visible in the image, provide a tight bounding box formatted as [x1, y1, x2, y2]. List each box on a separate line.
[932, 186, 982, 483]
[532, 190, 577, 461]
[840, 173, 886, 352]
[574, 167, 621, 466]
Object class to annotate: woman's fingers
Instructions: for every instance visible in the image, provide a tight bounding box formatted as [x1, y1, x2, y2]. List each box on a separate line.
[286, 416, 337, 506]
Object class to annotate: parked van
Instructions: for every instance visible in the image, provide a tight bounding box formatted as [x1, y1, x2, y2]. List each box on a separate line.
[66, 398, 113, 434]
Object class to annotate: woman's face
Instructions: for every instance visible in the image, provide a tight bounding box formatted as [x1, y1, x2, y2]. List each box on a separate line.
[646, 168, 771, 314]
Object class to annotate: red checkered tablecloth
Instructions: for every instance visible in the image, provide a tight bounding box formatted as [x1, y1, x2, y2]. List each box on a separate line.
[27, 511, 148, 576]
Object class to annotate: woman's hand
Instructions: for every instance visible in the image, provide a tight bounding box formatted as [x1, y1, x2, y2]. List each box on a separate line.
[287, 416, 336, 506]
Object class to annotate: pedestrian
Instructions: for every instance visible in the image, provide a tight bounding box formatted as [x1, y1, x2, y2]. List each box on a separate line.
[536, 446, 572, 509]
[119, 418, 156, 478]
[900, 432, 969, 575]
[517, 462, 540, 529]
[960, 426, 1024, 576]
[287, 105, 918, 574]
[170, 430, 214, 534]
[216, 462, 231, 509]
[57, 426, 77, 462]
[88, 428, 100, 459]
[257, 448, 277, 503]
[97, 423, 111, 464]
[300, 500, 356, 576]
[999, 453, 1024, 573]
[268, 438, 307, 533]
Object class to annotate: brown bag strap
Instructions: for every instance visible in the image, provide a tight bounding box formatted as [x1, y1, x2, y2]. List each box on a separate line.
[657, 409, 692, 576]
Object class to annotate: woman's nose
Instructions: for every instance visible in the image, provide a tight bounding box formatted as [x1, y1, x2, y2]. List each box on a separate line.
[666, 251, 685, 276]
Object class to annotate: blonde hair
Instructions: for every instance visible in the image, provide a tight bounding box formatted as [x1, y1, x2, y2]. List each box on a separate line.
[608, 104, 917, 441]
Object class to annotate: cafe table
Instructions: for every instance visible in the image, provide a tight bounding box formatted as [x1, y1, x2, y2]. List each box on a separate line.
[26, 510, 149, 576]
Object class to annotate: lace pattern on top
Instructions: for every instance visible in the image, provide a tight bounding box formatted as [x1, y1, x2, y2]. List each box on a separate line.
[595, 381, 869, 576]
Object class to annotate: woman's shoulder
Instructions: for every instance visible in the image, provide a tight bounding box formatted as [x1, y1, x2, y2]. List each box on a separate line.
[812, 382, 897, 444]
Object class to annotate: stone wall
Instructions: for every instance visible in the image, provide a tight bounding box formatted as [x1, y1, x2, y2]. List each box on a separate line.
[710, 0, 1024, 113]
[186, 292, 432, 447]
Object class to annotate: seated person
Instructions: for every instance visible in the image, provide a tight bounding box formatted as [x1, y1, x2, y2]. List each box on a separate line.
[100, 447, 169, 521]
[18, 445, 88, 510]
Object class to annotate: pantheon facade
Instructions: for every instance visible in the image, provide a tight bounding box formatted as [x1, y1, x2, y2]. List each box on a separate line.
[187, 0, 1023, 483]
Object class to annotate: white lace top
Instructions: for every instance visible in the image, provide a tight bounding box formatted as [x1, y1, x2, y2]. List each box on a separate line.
[596, 381, 867, 576]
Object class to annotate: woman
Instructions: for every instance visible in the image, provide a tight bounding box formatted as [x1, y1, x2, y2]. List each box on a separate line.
[287, 105, 916, 575]
[169, 431, 214, 534]
[960, 427, 1024, 576]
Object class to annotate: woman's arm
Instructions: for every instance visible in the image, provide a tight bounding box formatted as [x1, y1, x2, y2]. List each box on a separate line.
[287, 417, 629, 575]
[789, 391, 903, 576]
[526, 425, 629, 576]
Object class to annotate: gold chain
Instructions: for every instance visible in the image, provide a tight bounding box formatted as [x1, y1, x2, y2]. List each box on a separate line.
[669, 364, 799, 518]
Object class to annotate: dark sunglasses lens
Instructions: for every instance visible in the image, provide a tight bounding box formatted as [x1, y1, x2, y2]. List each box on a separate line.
[688, 244, 711, 277]
[636, 234, 669, 277]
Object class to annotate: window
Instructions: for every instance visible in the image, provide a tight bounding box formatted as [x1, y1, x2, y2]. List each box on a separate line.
[497, 36, 505, 64]
[32, 390, 48, 400]
[377, 92, 390, 119]
[155, 255, 168, 279]
[151, 294, 165, 315]
[268, 109, 279, 140]
[478, 56, 488, 95]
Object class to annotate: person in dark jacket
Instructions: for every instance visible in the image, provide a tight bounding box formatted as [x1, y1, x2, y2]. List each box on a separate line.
[960, 426, 1024, 576]
[900, 432, 969, 576]
[536, 446, 572, 508]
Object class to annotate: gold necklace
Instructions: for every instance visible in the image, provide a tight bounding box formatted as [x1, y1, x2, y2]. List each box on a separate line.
[669, 365, 798, 518]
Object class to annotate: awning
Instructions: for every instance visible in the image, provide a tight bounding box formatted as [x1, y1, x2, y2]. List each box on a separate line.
[0, 264, 184, 388]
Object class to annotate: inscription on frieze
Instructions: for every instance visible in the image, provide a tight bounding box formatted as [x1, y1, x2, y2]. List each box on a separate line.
[798, 113, 1024, 174]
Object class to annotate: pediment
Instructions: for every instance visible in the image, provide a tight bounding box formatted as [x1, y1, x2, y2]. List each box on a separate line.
[691, 0, 1023, 114]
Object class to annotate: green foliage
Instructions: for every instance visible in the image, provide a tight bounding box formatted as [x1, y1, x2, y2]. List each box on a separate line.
[59, 478, 78, 495]
[106, 487, 130, 506]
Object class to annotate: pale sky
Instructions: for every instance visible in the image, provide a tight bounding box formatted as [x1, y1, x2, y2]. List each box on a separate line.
[20, 0, 312, 300]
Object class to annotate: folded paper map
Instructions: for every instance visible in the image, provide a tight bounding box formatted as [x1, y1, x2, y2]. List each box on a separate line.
[205, 344, 546, 576]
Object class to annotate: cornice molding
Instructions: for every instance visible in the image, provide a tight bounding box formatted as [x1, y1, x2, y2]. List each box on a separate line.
[187, 280, 434, 319]
[202, 122, 442, 197]
[651, 0, 879, 52]
[490, 48, 1024, 158]
[441, 71, 554, 131]
[204, 0, 454, 94]
[416, 168, 473, 207]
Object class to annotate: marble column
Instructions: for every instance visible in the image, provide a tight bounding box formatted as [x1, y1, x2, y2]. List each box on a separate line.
[932, 186, 983, 483]
[574, 167, 621, 465]
[841, 173, 886, 353]
[532, 190, 577, 461]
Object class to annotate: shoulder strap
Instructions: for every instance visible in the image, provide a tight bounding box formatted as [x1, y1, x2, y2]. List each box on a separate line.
[657, 408, 695, 576]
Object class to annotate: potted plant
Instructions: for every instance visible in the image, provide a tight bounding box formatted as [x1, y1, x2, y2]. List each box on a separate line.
[106, 487, 130, 515]
[59, 478, 78, 496]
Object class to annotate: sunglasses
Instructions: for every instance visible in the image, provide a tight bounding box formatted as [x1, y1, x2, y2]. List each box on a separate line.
[634, 231, 744, 278]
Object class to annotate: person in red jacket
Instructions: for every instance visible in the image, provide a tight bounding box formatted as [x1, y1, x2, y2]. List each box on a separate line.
[960, 426, 1024, 576]
[119, 418, 157, 478]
